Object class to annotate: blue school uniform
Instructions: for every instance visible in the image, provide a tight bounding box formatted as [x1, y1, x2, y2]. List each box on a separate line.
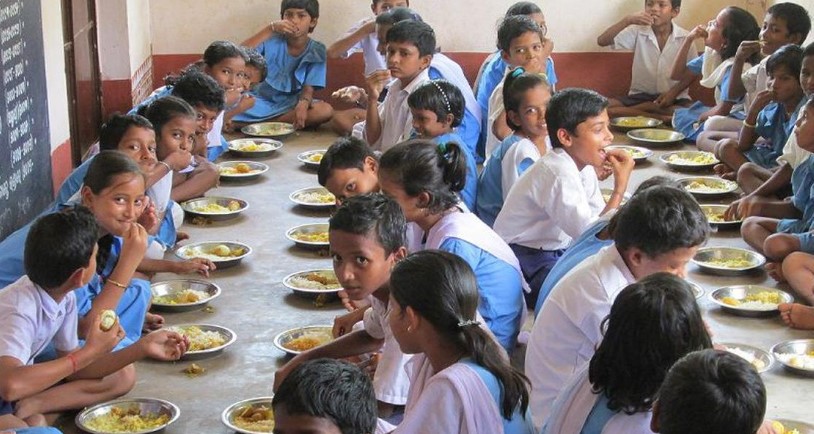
[475, 54, 558, 159]
[534, 217, 614, 316]
[434, 132, 478, 211]
[475, 135, 524, 227]
[427, 67, 481, 162]
[440, 238, 524, 352]
[459, 358, 536, 434]
[234, 36, 327, 122]
[745, 99, 805, 169]
[672, 55, 741, 142]
[128, 86, 172, 115]
[777, 155, 814, 253]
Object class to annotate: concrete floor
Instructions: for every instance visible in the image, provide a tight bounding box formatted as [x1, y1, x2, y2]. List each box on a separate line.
[60, 126, 814, 432]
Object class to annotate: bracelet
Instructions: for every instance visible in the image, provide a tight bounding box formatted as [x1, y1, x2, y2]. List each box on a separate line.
[106, 278, 128, 289]
[157, 160, 172, 172]
[67, 353, 78, 373]
[743, 119, 757, 129]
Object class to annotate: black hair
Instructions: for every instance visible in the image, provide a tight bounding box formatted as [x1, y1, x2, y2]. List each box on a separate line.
[243, 47, 268, 83]
[767, 2, 811, 43]
[657, 349, 766, 434]
[98, 114, 153, 152]
[806, 41, 814, 57]
[632, 175, 680, 195]
[497, 15, 545, 52]
[589, 273, 712, 414]
[545, 88, 609, 148]
[385, 20, 436, 57]
[317, 136, 377, 187]
[408, 79, 465, 128]
[82, 151, 145, 273]
[766, 43, 804, 82]
[329, 193, 406, 254]
[720, 7, 760, 61]
[390, 250, 530, 419]
[502, 69, 550, 130]
[169, 68, 226, 112]
[505, 1, 542, 17]
[273, 358, 377, 434]
[379, 139, 467, 214]
[202, 40, 247, 68]
[25, 206, 99, 289]
[613, 185, 709, 257]
[139, 96, 197, 139]
[375, 7, 423, 26]
[281, 0, 320, 19]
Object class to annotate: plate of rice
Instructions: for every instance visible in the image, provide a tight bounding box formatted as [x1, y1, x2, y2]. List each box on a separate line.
[274, 325, 334, 356]
[297, 150, 326, 169]
[710, 285, 792, 316]
[241, 122, 295, 138]
[289, 187, 336, 208]
[167, 324, 236, 359]
[286, 223, 330, 249]
[609, 116, 663, 131]
[75, 398, 179, 434]
[150, 279, 221, 312]
[678, 177, 738, 197]
[660, 151, 719, 171]
[770, 419, 814, 434]
[605, 145, 653, 163]
[692, 247, 765, 276]
[772, 339, 814, 377]
[181, 197, 248, 221]
[228, 138, 284, 158]
[222, 397, 275, 433]
[700, 204, 742, 229]
[175, 241, 252, 268]
[283, 269, 343, 297]
[219, 161, 269, 181]
[720, 343, 774, 373]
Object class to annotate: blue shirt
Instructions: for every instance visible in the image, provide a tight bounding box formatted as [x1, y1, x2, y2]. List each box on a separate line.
[427, 68, 481, 161]
[434, 132, 478, 211]
[475, 135, 523, 227]
[686, 55, 736, 103]
[789, 155, 814, 228]
[234, 36, 327, 122]
[439, 238, 524, 352]
[752, 98, 806, 165]
[535, 218, 613, 316]
[459, 358, 536, 434]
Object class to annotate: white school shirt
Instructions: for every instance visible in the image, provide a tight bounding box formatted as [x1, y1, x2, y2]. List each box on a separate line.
[493, 148, 605, 250]
[206, 111, 225, 151]
[500, 137, 547, 200]
[613, 24, 695, 98]
[741, 57, 768, 113]
[777, 126, 811, 169]
[366, 68, 431, 152]
[0, 276, 79, 365]
[484, 78, 507, 163]
[363, 295, 412, 405]
[526, 245, 635, 428]
[148, 171, 174, 214]
[341, 18, 387, 76]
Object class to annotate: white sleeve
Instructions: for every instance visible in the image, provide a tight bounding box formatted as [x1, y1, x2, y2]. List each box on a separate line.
[0, 310, 36, 364]
[544, 169, 599, 240]
[340, 21, 366, 58]
[612, 26, 637, 50]
[777, 128, 811, 169]
[393, 376, 466, 434]
[362, 305, 386, 340]
[741, 63, 760, 96]
[53, 295, 79, 353]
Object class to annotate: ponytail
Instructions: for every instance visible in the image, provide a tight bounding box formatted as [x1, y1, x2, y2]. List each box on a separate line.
[437, 141, 468, 193]
[390, 250, 530, 419]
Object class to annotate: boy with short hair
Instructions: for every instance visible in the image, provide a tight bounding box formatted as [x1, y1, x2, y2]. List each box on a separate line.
[493, 88, 634, 305]
[273, 194, 411, 420]
[525, 185, 709, 427]
[0, 208, 187, 430]
[317, 136, 380, 204]
[273, 358, 378, 434]
[597, 0, 697, 120]
[652, 349, 766, 434]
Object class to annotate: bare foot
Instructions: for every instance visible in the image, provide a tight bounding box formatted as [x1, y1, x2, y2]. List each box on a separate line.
[766, 262, 786, 282]
[22, 414, 45, 427]
[713, 163, 729, 176]
[143, 312, 165, 333]
[779, 303, 814, 329]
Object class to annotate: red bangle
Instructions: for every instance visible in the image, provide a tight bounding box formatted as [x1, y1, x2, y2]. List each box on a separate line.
[67, 353, 78, 373]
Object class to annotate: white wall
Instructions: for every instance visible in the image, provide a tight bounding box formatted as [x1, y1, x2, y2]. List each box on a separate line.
[41, 0, 70, 152]
[97, 0, 130, 80]
[148, 0, 764, 55]
[126, 0, 152, 74]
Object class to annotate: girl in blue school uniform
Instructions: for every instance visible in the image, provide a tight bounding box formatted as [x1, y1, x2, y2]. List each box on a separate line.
[476, 70, 550, 227]
[378, 140, 526, 352]
[671, 7, 760, 142]
[474, 1, 557, 161]
[0, 152, 153, 349]
[234, 0, 333, 129]
[407, 80, 478, 211]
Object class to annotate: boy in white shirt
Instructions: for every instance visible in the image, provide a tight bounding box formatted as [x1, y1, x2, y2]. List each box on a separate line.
[525, 185, 709, 427]
[493, 88, 634, 305]
[597, 0, 697, 121]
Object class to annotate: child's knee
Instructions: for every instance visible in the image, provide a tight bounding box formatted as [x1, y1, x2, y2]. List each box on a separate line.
[108, 365, 136, 397]
[782, 251, 810, 275]
[764, 233, 799, 260]
[740, 216, 761, 237]
[736, 162, 760, 183]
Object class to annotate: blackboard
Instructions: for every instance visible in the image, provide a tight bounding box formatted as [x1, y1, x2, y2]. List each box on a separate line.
[0, 0, 51, 241]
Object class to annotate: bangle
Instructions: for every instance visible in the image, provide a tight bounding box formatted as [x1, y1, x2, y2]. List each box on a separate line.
[106, 278, 128, 289]
[67, 353, 78, 373]
[157, 160, 172, 172]
[743, 119, 757, 129]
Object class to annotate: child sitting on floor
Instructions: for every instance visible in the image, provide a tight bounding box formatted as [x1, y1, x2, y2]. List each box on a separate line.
[382, 250, 534, 434]
[0, 208, 187, 431]
[273, 359, 379, 434]
[597, 0, 696, 122]
[317, 136, 381, 204]
[493, 88, 634, 306]
[235, 0, 333, 129]
[526, 185, 708, 427]
[671, 7, 759, 144]
[543, 273, 712, 434]
[274, 194, 411, 420]
[652, 350, 767, 434]
[741, 96, 814, 278]
[715, 44, 805, 178]
[407, 79, 478, 210]
[476, 69, 551, 227]
[223, 47, 267, 131]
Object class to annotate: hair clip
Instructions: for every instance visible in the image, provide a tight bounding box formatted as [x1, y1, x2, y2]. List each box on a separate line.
[437, 142, 448, 154]
[457, 319, 480, 329]
[510, 67, 526, 78]
[431, 81, 451, 113]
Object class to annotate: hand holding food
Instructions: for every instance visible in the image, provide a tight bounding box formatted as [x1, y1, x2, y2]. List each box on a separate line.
[365, 69, 392, 101]
[690, 24, 708, 40]
[735, 40, 762, 61]
[627, 11, 654, 26]
[331, 86, 366, 104]
[141, 329, 190, 361]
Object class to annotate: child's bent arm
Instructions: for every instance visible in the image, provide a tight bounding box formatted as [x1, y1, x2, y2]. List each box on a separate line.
[656, 71, 696, 107]
[0, 356, 80, 402]
[170, 158, 218, 202]
[727, 41, 762, 101]
[700, 101, 734, 123]
[597, 14, 648, 47]
[492, 112, 512, 142]
[327, 19, 375, 59]
[671, 26, 705, 81]
[242, 24, 274, 48]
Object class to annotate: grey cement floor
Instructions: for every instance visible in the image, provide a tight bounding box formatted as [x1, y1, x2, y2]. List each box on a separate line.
[60, 126, 814, 432]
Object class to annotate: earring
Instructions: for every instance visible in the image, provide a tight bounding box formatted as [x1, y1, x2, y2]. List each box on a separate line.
[406, 325, 413, 333]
